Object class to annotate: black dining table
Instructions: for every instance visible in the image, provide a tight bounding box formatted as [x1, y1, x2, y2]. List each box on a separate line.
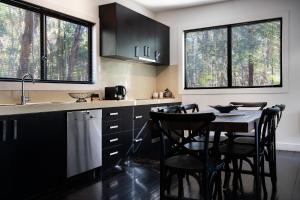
[209, 110, 263, 199]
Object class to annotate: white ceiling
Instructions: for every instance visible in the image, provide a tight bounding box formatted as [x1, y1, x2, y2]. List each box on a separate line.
[131, 0, 233, 12]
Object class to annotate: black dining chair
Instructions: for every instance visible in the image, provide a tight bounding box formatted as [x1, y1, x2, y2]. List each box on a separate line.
[264, 104, 285, 191]
[219, 106, 280, 199]
[180, 103, 228, 145]
[222, 102, 268, 192]
[228, 102, 268, 144]
[150, 111, 224, 200]
[181, 103, 199, 113]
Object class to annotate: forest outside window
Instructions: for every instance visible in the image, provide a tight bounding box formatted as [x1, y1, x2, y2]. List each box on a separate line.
[0, 1, 93, 83]
[184, 18, 282, 89]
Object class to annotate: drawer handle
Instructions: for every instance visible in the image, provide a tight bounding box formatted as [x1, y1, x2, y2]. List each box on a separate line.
[2, 120, 7, 142]
[110, 125, 119, 129]
[110, 138, 119, 143]
[134, 138, 143, 143]
[109, 151, 119, 156]
[135, 115, 143, 119]
[13, 120, 18, 140]
[109, 112, 119, 116]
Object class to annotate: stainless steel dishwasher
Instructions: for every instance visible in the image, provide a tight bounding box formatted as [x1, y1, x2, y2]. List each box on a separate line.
[67, 109, 102, 178]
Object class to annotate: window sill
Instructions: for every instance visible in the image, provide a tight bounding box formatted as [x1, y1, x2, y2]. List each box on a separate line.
[180, 87, 288, 95]
[0, 81, 100, 91]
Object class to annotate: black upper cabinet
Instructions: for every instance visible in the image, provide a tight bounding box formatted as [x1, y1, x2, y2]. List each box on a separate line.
[99, 3, 170, 66]
[155, 22, 170, 66]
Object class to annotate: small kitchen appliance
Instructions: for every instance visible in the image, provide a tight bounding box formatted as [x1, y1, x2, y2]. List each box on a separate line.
[105, 85, 127, 100]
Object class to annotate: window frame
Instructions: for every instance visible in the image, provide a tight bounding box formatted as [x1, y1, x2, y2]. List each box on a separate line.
[184, 18, 283, 90]
[0, 0, 94, 84]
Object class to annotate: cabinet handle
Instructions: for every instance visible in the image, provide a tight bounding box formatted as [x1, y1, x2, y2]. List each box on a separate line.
[144, 46, 147, 56]
[135, 46, 139, 57]
[109, 151, 119, 156]
[109, 125, 119, 129]
[134, 138, 143, 143]
[13, 120, 18, 140]
[147, 47, 150, 57]
[135, 115, 143, 119]
[110, 138, 119, 143]
[2, 120, 7, 142]
[155, 51, 161, 60]
[109, 112, 119, 116]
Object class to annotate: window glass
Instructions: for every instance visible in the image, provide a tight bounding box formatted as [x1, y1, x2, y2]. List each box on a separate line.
[0, 2, 40, 79]
[46, 16, 90, 82]
[184, 19, 282, 89]
[185, 28, 228, 88]
[232, 20, 281, 87]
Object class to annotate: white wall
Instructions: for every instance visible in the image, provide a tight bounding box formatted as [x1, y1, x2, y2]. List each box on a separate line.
[156, 0, 300, 151]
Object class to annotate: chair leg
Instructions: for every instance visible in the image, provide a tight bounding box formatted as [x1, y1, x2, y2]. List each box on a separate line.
[253, 155, 262, 200]
[203, 172, 210, 200]
[166, 171, 172, 194]
[269, 147, 277, 192]
[238, 159, 244, 194]
[223, 157, 231, 189]
[178, 173, 184, 200]
[260, 156, 268, 199]
[160, 166, 166, 200]
[217, 171, 223, 200]
[232, 158, 239, 199]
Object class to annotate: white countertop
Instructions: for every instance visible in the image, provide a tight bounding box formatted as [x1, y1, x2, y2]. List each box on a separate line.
[0, 98, 181, 116]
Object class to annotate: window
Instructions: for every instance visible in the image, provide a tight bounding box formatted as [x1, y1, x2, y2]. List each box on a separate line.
[0, 1, 93, 83]
[184, 18, 282, 89]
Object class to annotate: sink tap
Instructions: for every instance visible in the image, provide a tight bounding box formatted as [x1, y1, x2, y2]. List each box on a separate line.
[21, 73, 35, 105]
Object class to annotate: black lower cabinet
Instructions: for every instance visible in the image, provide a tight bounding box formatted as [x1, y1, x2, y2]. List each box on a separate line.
[102, 106, 133, 176]
[132, 103, 182, 160]
[0, 112, 66, 200]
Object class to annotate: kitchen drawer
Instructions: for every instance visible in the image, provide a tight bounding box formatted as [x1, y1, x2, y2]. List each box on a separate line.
[102, 119, 132, 135]
[102, 145, 125, 170]
[103, 131, 132, 149]
[103, 133, 122, 149]
[102, 106, 133, 121]
[133, 105, 151, 129]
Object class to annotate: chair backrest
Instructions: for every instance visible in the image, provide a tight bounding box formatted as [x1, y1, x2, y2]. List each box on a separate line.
[257, 106, 280, 149]
[273, 104, 286, 128]
[150, 112, 216, 164]
[230, 102, 267, 110]
[181, 103, 199, 113]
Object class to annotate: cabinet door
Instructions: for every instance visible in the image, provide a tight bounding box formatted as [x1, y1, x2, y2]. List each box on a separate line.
[116, 4, 140, 59]
[137, 17, 156, 61]
[0, 120, 14, 199]
[155, 23, 170, 65]
[13, 112, 66, 199]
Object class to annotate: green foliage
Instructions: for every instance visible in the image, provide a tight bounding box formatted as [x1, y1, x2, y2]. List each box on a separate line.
[0, 2, 89, 81]
[185, 20, 281, 88]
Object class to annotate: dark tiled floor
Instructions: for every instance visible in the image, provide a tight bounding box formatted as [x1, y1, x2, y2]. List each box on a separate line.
[61, 151, 300, 200]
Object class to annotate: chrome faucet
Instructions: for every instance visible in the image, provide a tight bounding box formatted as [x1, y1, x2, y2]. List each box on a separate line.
[21, 73, 35, 105]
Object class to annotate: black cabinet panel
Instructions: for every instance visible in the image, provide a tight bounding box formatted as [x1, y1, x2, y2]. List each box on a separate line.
[102, 145, 125, 170]
[155, 23, 170, 65]
[99, 3, 170, 65]
[133, 105, 151, 129]
[102, 107, 133, 174]
[102, 106, 133, 121]
[0, 112, 66, 200]
[116, 4, 140, 59]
